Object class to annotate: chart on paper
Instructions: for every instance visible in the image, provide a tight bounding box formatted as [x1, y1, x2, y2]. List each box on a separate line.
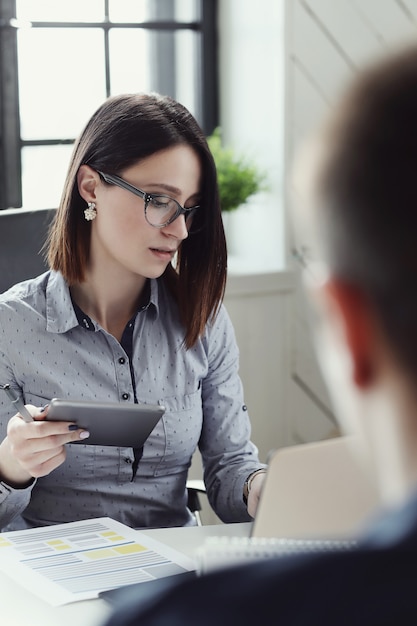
[0, 517, 195, 605]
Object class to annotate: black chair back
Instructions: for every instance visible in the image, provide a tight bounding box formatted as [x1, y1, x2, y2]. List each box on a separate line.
[0, 208, 56, 293]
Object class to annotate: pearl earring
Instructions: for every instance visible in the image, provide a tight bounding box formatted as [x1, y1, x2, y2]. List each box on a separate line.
[84, 201, 97, 221]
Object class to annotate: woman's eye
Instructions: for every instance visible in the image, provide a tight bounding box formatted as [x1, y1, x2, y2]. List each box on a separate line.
[151, 196, 171, 208]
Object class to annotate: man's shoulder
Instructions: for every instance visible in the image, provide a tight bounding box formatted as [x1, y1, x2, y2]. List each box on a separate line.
[104, 545, 417, 626]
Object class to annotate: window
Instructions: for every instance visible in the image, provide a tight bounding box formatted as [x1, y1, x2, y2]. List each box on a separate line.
[0, 0, 218, 210]
[218, 0, 285, 272]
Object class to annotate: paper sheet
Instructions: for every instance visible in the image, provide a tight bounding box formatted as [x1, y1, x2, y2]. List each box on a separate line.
[0, 517, 196, 605]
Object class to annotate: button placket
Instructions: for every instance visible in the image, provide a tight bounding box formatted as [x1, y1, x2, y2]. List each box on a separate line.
[115, 351, 131, 401]
[117, 448, 135, 482]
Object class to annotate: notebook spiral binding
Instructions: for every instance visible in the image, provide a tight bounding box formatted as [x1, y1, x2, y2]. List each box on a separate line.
[195, 535, 356, 574]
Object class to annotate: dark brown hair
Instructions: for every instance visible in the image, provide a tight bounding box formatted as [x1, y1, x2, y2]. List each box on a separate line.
[46, 93, 227, 347]
[309, 43, 417, 376]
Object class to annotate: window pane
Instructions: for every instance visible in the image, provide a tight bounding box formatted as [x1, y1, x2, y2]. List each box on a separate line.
[174, 30, 199, 119]
[109, 29, 151, 94]
[16, 0, 105, 22]
[109, 0, 147, 22]
[21, 145, 74, 209]
[18, 29, 107, 140]
[175, 0, 200, 22]
[109, 29, 200, 122]
[109, 0, 198, 23]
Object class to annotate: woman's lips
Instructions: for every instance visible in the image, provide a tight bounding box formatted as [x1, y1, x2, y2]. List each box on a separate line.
[150, 247, 176, 260]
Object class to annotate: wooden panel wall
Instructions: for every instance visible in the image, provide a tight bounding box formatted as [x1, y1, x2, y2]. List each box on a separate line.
[286, 0, 417, 444]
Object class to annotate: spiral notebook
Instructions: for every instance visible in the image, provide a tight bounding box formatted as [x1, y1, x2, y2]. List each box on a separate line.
[195, 535, 356, 574]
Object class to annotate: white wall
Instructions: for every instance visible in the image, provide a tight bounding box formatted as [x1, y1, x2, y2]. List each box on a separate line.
[286, 0, 417, 444]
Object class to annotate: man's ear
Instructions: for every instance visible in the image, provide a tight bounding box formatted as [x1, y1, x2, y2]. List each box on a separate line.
[77, 165, 99, 203]
[320, 278, 376, 388]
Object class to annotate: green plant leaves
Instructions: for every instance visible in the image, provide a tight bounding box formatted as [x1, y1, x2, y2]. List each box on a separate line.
[207, 128, 266, 212]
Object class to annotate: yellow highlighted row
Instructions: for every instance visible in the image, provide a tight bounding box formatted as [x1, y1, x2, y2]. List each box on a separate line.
[85, 543, 146, 560]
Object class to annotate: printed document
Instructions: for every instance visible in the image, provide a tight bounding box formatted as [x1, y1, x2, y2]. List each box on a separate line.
[0, 517, 195, 605]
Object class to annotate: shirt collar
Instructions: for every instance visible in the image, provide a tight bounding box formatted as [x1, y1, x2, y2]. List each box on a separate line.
[45, 271, 160, 334]
[45, 271, 79, 333]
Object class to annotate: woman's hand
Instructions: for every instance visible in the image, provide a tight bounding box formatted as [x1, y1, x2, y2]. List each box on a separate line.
[0, 404, 89, 487]
[247, 470, 266, 518]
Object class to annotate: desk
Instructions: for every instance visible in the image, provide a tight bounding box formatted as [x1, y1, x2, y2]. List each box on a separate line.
[1, 522, 251, 626]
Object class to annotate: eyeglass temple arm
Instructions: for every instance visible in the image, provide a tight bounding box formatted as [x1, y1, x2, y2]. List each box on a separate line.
[97, 171, 147, 200]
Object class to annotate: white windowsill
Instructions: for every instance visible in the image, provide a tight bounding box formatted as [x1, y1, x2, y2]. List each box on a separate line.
[226, 267, 296, 297]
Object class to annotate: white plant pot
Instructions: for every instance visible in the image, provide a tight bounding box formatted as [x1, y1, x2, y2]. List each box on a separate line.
[221, 210, 240, 256]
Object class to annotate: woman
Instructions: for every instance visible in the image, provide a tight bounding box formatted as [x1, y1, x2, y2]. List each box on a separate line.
[0, 93, 266, 531]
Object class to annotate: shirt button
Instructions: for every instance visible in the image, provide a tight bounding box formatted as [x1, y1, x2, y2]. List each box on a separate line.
[118, 357, 126, 364]
[122, 393, 129, 400]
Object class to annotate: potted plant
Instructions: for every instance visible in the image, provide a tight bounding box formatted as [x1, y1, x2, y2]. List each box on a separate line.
[207, 128, 266, 252]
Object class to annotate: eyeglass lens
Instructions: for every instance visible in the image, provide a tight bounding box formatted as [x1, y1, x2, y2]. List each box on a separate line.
[145, 195, 197, 228]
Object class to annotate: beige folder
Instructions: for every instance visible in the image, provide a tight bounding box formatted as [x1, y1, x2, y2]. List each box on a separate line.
[252, 436, 381, 540]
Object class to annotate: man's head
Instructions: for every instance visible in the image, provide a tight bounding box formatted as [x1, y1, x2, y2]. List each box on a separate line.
[293, 43, 417, 502]
[296, 43, 417, 378]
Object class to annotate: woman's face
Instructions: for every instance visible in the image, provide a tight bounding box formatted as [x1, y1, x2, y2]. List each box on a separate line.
[88, 144, 201, 283]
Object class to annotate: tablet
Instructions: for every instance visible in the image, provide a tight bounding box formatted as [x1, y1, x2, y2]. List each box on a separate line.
[47, 398, 165, 447]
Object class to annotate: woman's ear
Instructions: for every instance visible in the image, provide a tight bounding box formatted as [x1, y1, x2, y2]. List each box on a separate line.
[77, 165, 99, 203]
[320, 278, 376, 388]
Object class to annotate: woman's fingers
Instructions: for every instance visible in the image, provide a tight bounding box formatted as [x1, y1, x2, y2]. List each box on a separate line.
[6, 407, 89, 478]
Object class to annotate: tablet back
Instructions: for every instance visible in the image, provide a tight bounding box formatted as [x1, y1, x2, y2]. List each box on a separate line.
[252, 436, 381, 540]
[47, 399, 165, 447]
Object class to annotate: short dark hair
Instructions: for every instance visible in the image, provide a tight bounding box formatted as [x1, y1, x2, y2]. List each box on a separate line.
[303, 43, 417, 377]
[46, 93, 227, 348]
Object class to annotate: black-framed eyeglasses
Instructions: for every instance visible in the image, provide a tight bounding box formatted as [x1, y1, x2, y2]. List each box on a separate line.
[96, 170, 201, 229]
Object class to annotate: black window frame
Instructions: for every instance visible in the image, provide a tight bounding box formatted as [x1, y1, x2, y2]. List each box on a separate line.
[0, 0, 218, 210]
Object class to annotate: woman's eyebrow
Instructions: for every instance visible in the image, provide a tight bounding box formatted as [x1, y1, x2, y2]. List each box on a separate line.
[146, 182, 201, 199]
[145, 183, 182, 195]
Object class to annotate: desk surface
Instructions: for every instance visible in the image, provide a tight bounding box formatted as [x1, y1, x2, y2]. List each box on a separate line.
[1, 522, 251, 626]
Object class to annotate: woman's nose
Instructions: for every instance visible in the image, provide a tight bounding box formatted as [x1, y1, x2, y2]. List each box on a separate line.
[164, 214, 189, 240]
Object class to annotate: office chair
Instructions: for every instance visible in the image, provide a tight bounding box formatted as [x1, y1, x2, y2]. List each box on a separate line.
[186, 479, 207, 526]
[0, 207, 54, 293]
